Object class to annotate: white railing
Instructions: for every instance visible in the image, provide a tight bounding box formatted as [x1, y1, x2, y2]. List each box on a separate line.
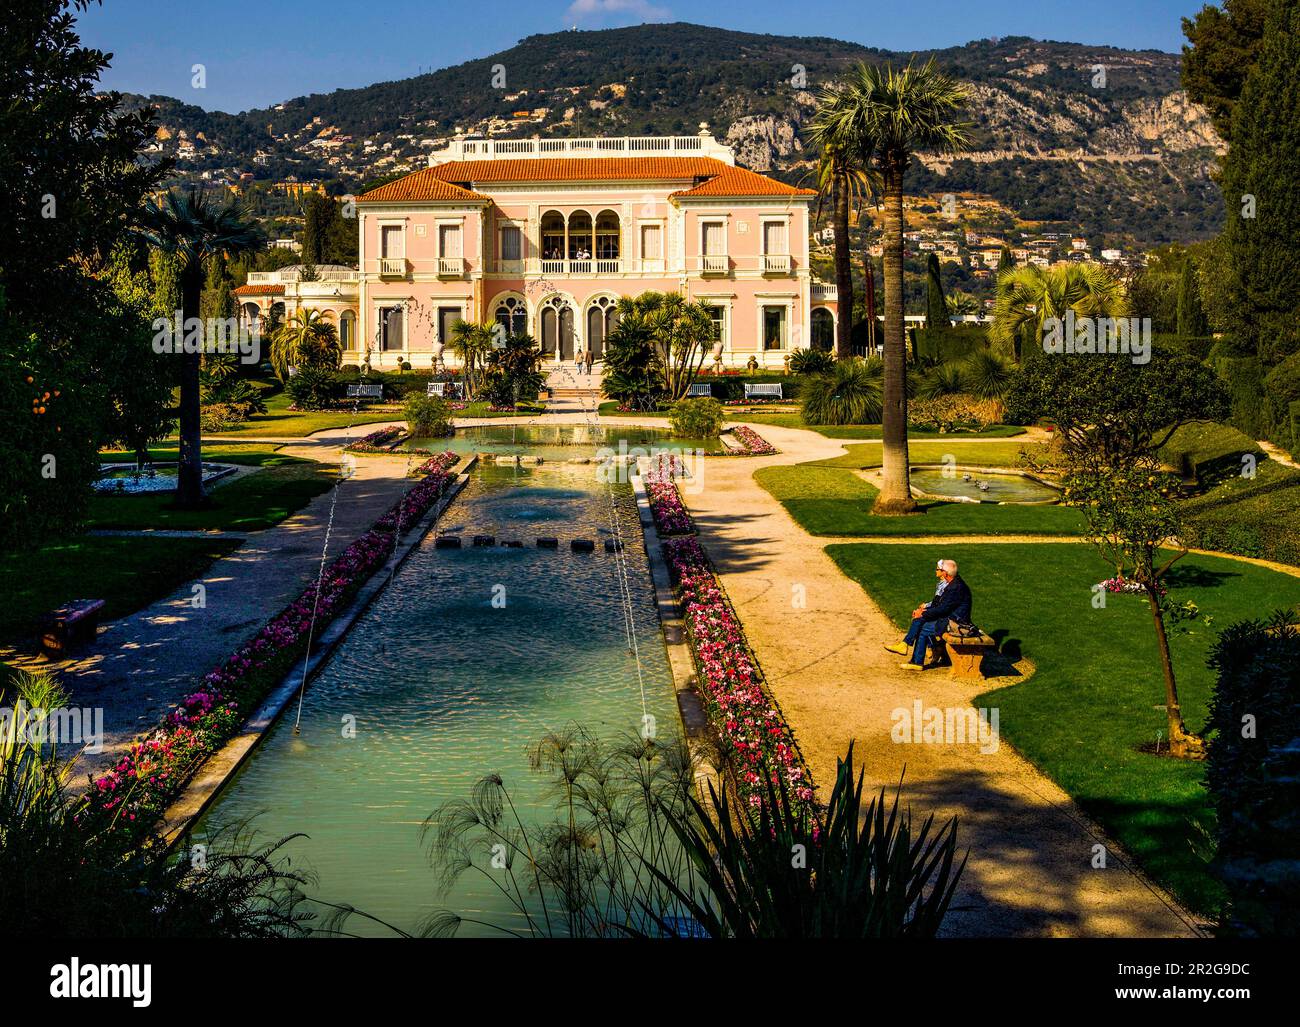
[811, 282, 838, 302]
[701, 254, 729, 275]
[540, 259, 565, 275]
[437, 256, 465, 276]
[378, 257, 407, 276]
[531, 259, 623, 275]
[595, 259, 621, 274]
[247, 267, 358, 284]
[762, 253, 792, 274]
[431, 133, 735, 166]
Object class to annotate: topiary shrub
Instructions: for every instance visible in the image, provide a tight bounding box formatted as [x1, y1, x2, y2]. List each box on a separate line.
[285, 366, 340, 410]
[907, 395, 1002, 433]
[800, 359, 883, 425]
[404, 392, 453, 437]
[1215, 356, 1270, 439]
[1206, 612, 1300, 937]
[668, 396, 725, 438]
[199, 403, 245, 433]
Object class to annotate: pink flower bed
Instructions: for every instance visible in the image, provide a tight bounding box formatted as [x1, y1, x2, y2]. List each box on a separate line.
[663, 536, 814, 814]
[725, 426, 777, 456]
[643, 462, 694, 536]
[82, 452, 460, 837]
[344, 426, 405, 453]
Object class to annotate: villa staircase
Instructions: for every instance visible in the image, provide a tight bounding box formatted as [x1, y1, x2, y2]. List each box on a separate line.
[545, 364, 603, 404]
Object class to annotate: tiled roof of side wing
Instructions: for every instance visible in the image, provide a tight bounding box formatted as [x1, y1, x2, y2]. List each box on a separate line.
[356, 173, 489, 203]
[357, 157, 815, 200]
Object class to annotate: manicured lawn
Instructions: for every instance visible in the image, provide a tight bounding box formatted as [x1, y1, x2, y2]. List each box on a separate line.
[456, 401, 547, 418]
[826, 541, 1300, 914]
[199, 391, 398, 438]
[89, 445, 336, 532]
[0, 537, 242, 646]
[812, 439, 1040, 469]
[1181, 459, 1300, 567]
[597, 401, 671, 417]
[755, 464, 1086, 536]
[739, 409, 1027, 439]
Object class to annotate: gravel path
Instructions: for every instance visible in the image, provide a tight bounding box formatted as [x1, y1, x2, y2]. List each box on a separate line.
[680, 420, 1203, 937]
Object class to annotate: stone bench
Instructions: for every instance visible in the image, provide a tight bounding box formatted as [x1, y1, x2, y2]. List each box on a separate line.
[940, 630, 998, 680]
[41, 598, 106, 656]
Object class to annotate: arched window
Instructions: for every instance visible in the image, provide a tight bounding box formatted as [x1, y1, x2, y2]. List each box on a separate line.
[540, 211, 565, 263]
[811, 308, 835, 352]
[540, 296, 574, 359]
[567, 212, 592, 261]
[595, 210, 620, 260]
[494, 296, 527, 338]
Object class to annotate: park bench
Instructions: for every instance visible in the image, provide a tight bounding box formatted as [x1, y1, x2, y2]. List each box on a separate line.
[41, 599, 106, 656]
[427, 381, 460, 399]
[346, 383, 384, 402]
[940, 629, 998, 680]
[743, 383, 783, 402]
[686, 382, 713, 398]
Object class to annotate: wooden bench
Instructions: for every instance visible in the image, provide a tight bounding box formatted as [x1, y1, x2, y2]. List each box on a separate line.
[346, 383, 384, 402]
[41, 599, 106, 656]
[940, 630, 998, 680]
[686, 382, 713, 398]
[743, 383, 783, 401]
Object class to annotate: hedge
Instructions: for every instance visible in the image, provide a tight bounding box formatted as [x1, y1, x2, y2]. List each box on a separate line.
[916, 324, 988, 364]
[1156, 420, 1264, 483]
[1206, 613, 1300, 937]
[1214, 356, 1271, 439]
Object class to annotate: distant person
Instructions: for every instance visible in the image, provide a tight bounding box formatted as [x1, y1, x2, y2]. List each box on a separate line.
[884, 559, 972, 670]
[584, 348, 594, 375]
[574, 347, 585, 374]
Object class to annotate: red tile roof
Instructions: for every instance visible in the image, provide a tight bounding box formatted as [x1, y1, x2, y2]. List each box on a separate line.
[232, 284, 285, 296]
[357, 156, 815, 203]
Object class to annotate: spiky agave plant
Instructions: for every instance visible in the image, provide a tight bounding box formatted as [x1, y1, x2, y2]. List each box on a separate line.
[800, 357, 885, 425]
[961, 350, 1014, 400]
[642, 743, 966, 939]
[916, 361, 966, 400]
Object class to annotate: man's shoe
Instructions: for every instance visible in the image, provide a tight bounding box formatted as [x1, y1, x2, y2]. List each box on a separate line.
[899, 662, 925, 672]
[883, 641, 910, 656]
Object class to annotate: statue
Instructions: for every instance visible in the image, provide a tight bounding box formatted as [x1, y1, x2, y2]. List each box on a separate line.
[746, 354, 759, 372]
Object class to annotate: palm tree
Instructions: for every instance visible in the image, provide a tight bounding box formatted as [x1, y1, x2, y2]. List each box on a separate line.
[807, 133, 878, 359]
[989, 263, 1127, 362]
[815, 60, 970, 515]
[448, 320, 494, 399]
[643, 293, 718, 401]
[269, 309, 341, 382]
[138, 189, 262, 507]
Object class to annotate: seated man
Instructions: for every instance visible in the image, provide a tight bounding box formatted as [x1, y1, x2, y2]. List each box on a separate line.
[884, 559, 972, 671]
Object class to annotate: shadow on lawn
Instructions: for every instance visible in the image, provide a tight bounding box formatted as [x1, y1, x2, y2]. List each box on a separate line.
[1164, 564, 1240, 590]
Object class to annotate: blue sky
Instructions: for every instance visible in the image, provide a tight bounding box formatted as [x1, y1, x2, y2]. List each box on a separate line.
[77, 0, 1205, 113]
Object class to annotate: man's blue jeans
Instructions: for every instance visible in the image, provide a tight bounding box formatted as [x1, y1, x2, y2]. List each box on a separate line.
[903, 616, 949, 666]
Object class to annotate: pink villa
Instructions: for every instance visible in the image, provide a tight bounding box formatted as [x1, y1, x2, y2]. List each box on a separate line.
[234, 129, 840, 371]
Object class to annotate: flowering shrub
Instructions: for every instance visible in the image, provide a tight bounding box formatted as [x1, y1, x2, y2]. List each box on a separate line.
[1097, 576, 1167, 597]
[344, 426, 405, 453]
[81, 452, 461, 839]
[723, 426, 777, 456]
[643, 464, 694, 536]
[663, 536, 814, 815]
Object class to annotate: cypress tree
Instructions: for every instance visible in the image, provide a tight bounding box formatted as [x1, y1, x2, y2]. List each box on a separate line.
[997, 245, 1014, 276]
[1220, 0, 1300, 362]
[1176, 257, 1209, 338]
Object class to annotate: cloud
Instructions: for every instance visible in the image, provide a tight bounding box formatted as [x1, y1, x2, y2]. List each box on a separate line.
[564, 0, 673, 27]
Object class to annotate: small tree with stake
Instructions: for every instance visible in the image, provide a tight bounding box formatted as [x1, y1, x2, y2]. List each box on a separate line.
[1026, 350, 1228, 759]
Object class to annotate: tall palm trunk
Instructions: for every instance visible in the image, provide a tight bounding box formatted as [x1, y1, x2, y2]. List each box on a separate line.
[175, 262, 207, 508]
[832, 177, 854, 359]
[874, 169, 916, 515]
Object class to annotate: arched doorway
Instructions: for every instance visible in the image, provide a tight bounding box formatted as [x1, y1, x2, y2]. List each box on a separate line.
[811, 307, 835, 352]
[492, 295, 528, 338]
[585, 295, 619, 359]
[539, 295, 575, 361]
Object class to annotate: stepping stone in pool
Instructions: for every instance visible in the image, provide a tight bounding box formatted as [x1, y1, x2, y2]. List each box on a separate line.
[537, 537, 559, 549]
[604, 539, 624, 553]
[571, 539, 595, 553]
[473, 535, 495, 547]
[519, 455, 544, 465]
[434, 536, 462, 549]
[501, 540, 523, 548]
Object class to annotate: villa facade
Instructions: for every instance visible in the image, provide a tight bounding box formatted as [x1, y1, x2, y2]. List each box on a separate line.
[235, 130, 840, 370]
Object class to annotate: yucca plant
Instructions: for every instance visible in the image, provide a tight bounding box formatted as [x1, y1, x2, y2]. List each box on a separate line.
[643, 744, 965, 938]
[801, 357, 884, 425]
[962, 350, 1015, 400]
[789, 347, 836, 376]
[916, 361, 966, 400]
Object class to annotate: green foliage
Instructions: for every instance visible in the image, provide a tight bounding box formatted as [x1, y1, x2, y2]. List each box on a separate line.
[284, 366, 340, 411]
[269, 309, 342, 382]
[800, 358, 884, 426]
[601, 301, 666, 409]
[961, 350, 1014, 399]
[403, 392, 453, 437]
[990, 263, 1127, 360]
[925, 253, 949, 331]
[480, 333, 544, 408]
[1181, 0, 1271, 142]
[1176, 257, 1210, 337]
[1218, 1, 1300, 363]
[1263, 353, 1300, 446]
[1214, 355, 1270, 438]
[667, 397, 725, 438]
[915, 362, 965, 400]
[648, 745, 964, 939]
[1206, 611, 1300, 937]
[1182, 460, 1300, 566]
[916, 324, 987, 363]
[1156, 420, 1263, 483]
[788, 348, 836, 376]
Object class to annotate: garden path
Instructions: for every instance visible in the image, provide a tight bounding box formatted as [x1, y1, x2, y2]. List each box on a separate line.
[680, 420, 1203, 938]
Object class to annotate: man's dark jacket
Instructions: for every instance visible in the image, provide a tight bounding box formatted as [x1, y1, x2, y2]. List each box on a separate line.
[924, 574, 972, 625]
